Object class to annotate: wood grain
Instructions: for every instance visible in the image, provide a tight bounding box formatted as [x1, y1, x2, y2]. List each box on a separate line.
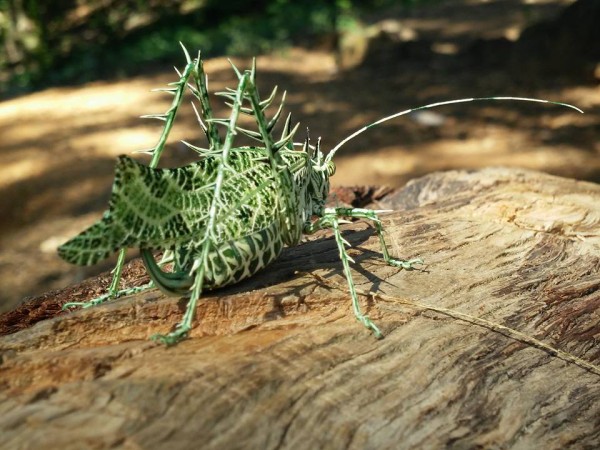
[1, 168, 599, 449]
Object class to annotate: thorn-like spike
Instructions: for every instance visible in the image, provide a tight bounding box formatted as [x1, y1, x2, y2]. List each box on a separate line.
[190, 258, 202, 276]
[187, 83, 201, 99]
[304, 127, 313, 156]
[316, 136, 323, 163]
[181, 140, 211, 155]
[259, 85, 278, 108]
[205, 120, 228, 129]
[223, 102, 254, 115]
[133, 148, 156, 155]
[287, 121, 301, 138]
[140, 114, 168, 121]
[215, 91, 237, 101]
[151, 87, 178, 95]
[302, 138, 309, 153]
[236, 126, 263, 141]
[280, 113, 292, 141]
[228, 59, 243, 80]
[159, 250, 174, 265]
[250, 57, 257, 84]
[206, 118, 232, 127]
[195, 50, 201, 70]
[174, 66, 183, 78]
[179, 42, 192, 64]
[274, 122, 301, 150]
[191, 102, 208, 134]
[267, 91, 287, 131]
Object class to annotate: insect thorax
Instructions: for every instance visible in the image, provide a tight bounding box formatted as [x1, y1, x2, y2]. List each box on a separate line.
[277, 148, 333, 241]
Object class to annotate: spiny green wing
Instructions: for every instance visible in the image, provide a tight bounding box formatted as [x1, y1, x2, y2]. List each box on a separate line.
[58, 150, 278, 266]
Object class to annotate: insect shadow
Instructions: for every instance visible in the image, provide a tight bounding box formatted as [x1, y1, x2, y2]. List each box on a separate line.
[208, 223, 416, 325]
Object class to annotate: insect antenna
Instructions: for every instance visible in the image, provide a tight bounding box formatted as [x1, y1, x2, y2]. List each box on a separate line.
[323, 96, 584, 167]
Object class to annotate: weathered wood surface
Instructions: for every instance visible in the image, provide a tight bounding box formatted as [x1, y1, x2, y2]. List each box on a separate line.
[1, 167, 599, 449]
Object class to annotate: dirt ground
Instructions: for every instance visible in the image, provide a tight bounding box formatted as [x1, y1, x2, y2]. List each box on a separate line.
[0, 0, 598, 312]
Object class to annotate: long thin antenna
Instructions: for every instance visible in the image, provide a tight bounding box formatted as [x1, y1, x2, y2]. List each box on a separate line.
[324, 96, 583, 164]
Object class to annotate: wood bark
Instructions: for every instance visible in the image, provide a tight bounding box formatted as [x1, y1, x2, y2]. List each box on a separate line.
[1, 168, 599, 449]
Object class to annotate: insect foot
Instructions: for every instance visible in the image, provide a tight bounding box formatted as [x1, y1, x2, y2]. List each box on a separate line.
[151, 328, 190, 346]
[57, 43, 582, 344]
[387, 258, 424, 270]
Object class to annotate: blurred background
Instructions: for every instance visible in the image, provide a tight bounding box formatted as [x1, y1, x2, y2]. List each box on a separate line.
[0, 0, 598, 312]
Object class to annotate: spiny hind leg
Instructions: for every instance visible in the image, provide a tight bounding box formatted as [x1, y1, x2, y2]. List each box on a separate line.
[306, 213, 383, 339]
[327, 207, 423, 269]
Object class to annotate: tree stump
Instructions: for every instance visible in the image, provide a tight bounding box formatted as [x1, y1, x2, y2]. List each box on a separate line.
[1, 167, 599, 449]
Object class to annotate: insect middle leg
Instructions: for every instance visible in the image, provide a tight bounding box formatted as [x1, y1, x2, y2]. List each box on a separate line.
[153, 276, 203, 345]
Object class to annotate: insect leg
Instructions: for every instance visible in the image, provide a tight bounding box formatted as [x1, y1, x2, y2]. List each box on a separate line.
[151, 259, 205, 346]
[141, 249, 193, 296]
[149, 72, 253, 345]
[63, 58, 199, 311]
[62, 248, 155, 310]
[307, 212, 384, 338]
[327, 207, 423, 269]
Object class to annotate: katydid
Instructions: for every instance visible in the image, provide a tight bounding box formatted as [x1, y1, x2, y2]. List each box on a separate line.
[58, 45, 582, 345]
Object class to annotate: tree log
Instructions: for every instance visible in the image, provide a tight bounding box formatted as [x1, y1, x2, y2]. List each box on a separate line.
[1, 167, 599, 449]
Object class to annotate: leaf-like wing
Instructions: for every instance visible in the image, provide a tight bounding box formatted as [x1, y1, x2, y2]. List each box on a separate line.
[59, 150, 278, 266]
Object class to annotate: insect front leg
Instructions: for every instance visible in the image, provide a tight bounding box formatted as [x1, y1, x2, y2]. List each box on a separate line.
[305, 207, 422, 338]
[329, 207, 423, 270]
[305, 212, 384, 339]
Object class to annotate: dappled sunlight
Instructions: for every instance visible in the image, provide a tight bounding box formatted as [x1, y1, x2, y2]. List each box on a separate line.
[333, 120, 599, 187]
[76, 127, 158, 158]
[0, 2, 598, 313]
[0, 158, 46, 189]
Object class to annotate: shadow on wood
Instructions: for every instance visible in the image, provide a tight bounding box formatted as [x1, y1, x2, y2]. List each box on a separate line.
[1, 168, 599, 449]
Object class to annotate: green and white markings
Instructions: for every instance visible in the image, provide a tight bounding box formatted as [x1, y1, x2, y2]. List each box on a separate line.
[58, 44, 582, 344]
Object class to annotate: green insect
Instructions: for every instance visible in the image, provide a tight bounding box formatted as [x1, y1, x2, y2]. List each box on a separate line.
[58, 45, 582, 345]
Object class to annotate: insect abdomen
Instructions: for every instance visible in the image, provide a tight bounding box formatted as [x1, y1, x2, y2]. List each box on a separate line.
[203, 221, 286, 289]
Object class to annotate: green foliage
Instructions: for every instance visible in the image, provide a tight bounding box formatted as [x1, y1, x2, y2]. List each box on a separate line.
[0, 0, 436, 96]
